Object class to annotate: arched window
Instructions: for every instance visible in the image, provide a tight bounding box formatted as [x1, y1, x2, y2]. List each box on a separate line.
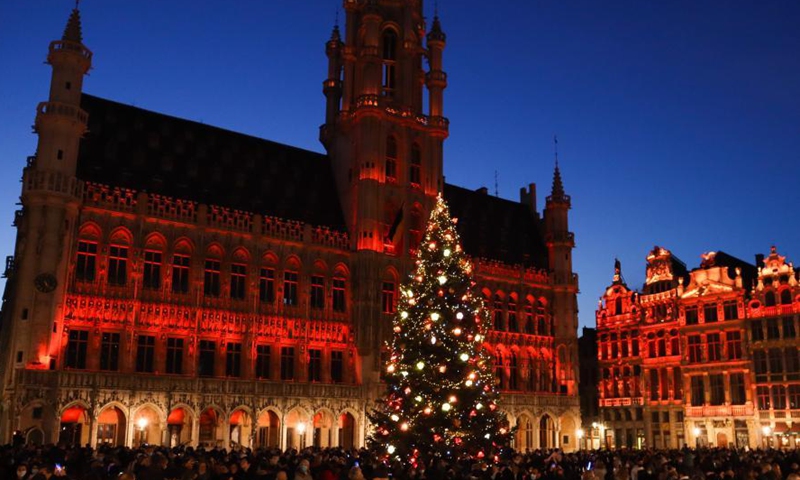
[508, 352, 518, 390]
[381, 30, 397, 97]
[780, 289, 792, 305]
[614, 297, 622, 315]
[107, 228, 132, 286]
[507, 296, 518, 332]
[410, 144, 421, 186]
[385, 136, 397, 182]
[524, 300, 535, 334]
[493, 294, 505, 331]
[765, 290, 776, 307]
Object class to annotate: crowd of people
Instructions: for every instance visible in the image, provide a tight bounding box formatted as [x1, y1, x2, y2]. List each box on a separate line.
[0, 443, 798, 480]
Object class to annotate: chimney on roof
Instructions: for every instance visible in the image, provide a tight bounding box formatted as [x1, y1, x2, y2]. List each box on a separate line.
[519, 183, 537, 215]
[476, 186, 488, 195]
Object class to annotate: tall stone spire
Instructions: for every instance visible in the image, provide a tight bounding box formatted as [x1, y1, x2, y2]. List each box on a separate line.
[551, 163, 566, 200]
[62, 7, 83, 43]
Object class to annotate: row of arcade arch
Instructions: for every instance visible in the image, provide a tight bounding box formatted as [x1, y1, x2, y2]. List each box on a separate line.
[26, 402, 358, 449]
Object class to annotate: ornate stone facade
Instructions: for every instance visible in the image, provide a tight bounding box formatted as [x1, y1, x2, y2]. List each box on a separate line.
[596, 247, 799, 449]
[0, 2, 580, 451]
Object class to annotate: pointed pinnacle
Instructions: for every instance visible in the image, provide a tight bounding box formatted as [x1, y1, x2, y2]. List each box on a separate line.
[551, 164, 565, 199]
[428, 15, 446, 42]
[62, 8, 83, 43]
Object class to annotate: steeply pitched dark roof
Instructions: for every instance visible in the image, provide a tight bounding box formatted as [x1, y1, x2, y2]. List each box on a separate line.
[443, 184, 547, 268]
[77, 94, 346, 230]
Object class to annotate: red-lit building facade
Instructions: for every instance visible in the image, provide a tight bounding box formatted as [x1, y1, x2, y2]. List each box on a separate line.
[597, 246, 799, 449]
[0, 2, 581, 450]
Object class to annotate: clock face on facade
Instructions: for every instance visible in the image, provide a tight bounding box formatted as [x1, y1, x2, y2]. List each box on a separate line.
[34, 273, 58, 293]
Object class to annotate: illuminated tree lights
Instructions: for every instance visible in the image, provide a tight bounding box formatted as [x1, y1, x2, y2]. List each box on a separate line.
[367, 195, 511, 465]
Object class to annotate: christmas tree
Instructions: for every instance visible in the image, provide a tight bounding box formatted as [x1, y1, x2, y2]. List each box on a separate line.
[368, 195, 511, 465]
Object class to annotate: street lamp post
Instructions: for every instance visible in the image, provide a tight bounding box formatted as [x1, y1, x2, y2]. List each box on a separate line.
[296, 422, 306, 449]
[137, 417, 149, 446]
[692, 427, 701, 448]
[577, 428, 585, 451]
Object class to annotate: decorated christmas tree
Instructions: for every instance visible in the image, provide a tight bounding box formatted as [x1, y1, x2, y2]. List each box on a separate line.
[368, 195, 511, 465]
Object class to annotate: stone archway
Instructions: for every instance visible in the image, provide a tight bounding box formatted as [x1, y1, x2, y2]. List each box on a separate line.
[286, 408, 310, 450]
[198, 407, 224, 447]
[95, 406, 126, 447]
[339, 411, 356, 449]
[539, 414, 556, 449]
[132, 405, 163, 446]
[59, 405, 91, 447]
[167, 407, 195, 447]
[516, 413, 535, 452]
[313, 410, 335, 448]
[229, 408, 253, 448]
[256, 410, 280, 448]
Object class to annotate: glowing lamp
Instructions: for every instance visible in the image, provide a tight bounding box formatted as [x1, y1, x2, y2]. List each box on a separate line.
[459, 353, 469, 361]
[456, 312, 464, 320]
[387, 445, 396, 454]
[441, 403, 452, 412]
[416, 361, 425, 370]
[438, 275, 447, 285]
[762, 426, 772, 436]
[401, 311, 409, 319]
[692, 427, 701, 437]
[137, 417, 149, 430]
[431, 312, 440, 321]
[296, 423, 306, 435]
[400, 422, 409, 431]
[444, 249, 451, 257]
[391, 414, 400, 422]
[576, 428, 584, 439]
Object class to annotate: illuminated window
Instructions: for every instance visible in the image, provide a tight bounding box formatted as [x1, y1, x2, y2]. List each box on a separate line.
[726, 331, 742, 360]
[381, 30, 397, 96]
[76, 241, 97, 282]
[756, 386, 770, 409]
[688, 335, 702, 363]
[723, 301, 738, 320]
[789, 385, 800, 409]
[381, 281, 396, 314]
[730, 373, 746, 405]
[308, 349, 322, 382]
[690, 376, 704, 406]
[143, 250, 162, 290]
[283, 271, 298, 306]
[331, 350, 344, 383]
[709, 374, 724, 405]
[410, 144, 421, 186]
[768, 348, 784, 374]
[772, 385, 787, 409]
[781, 289, 792, 305]
[785, 347, 799, 373]
[783, 317, 796, 339]
[703, 304, 718, 323]
[203, 259, 221, 297]
[172, 254, 191, 294]
[333, 277, 346, 312]
[310, 275, 325, 310]
[166, 338, 183, 374]
[136, 335, 155, 373]
[198, 340, 216, 377]
[255, 345, 271, 379]
[673, 367, 683, 400]
[385, 136, 397, 182]
[493, 295, 504, 331]
[649, 369, 659, 401]
[507, 299, 518, 332]
[99, 332, 120, 371]
[107, 245, 128, 286]
[685, 306, 698, 325]
[524, 302, 535, 334]
[707, 333, 721, 362]
[508, 353, 518, 390]
[767, 318, 780, 340]
[65, 329, 89, 369]
[751, 320, 764, 341]
[230, 264, 247, 300]
[226, 342, 242, 377]
[280, 346, 295, 380]
[765, 291, 776, 307]
[259, 268, 275, 303]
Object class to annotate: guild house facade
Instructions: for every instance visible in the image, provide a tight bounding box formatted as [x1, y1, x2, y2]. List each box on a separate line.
[596, 246, 799, 449]
[0, 2, 580, 451]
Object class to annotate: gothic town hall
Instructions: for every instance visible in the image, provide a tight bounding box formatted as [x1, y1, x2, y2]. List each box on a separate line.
[0, 1, 580, 451]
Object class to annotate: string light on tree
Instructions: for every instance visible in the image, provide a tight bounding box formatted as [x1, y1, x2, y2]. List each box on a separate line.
[367, 194, 512, 465]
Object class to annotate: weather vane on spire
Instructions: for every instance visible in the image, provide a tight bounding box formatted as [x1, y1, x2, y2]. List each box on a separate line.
[554, 134, 559, 167]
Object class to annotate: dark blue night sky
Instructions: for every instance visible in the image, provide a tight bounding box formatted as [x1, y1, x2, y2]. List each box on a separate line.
[1, 1, 798, 330]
